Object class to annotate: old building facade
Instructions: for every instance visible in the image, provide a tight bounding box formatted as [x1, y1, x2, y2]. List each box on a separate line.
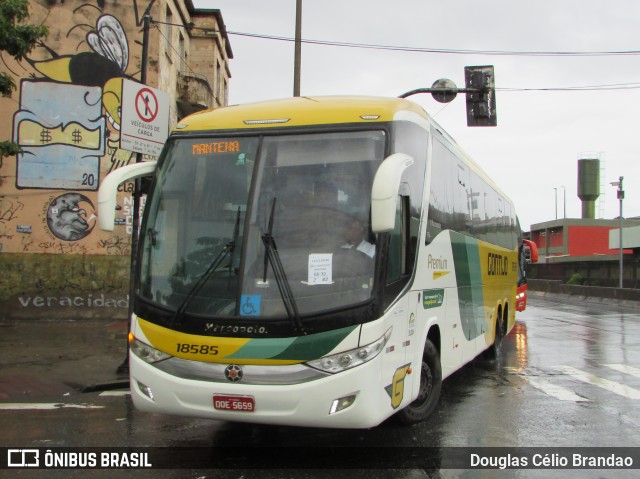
[0, 0, 232, 319]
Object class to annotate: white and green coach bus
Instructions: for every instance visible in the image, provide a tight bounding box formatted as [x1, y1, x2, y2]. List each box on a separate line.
[98, 96, 522, 428]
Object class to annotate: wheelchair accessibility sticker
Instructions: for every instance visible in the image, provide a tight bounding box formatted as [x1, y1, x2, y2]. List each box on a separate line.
[240, 295, 261, 316]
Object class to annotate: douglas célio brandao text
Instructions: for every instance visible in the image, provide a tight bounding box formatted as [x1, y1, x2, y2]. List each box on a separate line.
[470, 452, 634, 469]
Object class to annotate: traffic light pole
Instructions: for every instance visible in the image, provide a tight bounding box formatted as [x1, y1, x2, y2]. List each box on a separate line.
[399, 65, 497, 127]
[399, 86, 479, 98]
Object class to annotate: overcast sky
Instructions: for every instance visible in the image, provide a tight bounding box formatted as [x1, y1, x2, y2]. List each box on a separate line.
[193, 0, 640, 230]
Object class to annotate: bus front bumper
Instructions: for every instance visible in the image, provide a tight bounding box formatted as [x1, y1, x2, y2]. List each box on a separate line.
[129, 352, 398, 429]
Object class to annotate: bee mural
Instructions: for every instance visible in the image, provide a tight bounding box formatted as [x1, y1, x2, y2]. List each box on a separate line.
[27, 14, 130, 130]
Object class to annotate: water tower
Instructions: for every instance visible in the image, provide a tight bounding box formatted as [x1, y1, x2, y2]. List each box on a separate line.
[577, 155, 600, 219]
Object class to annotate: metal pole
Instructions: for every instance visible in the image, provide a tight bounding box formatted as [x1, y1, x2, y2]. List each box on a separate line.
[562, 186, 566, 218]
[554, 188, 557, 220]
[618, 176, 624, 289]
[118, 14, 151, 376]
[293, 0, 302, 97]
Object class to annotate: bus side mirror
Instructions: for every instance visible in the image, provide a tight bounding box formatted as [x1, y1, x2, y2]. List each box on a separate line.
[523, 239, 539, 264]
[371, 153, 414, 233]
[98, 161, 158, 231]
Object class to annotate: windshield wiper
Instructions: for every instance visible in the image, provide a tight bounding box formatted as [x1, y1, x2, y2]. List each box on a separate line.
[171, 208, 242, 324]
[261, 198, 306, 335]
[228, 207, 242, 284]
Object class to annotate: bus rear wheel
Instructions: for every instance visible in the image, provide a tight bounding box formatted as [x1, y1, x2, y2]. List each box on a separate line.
[485, 308, 504, 360]
[397, 339, 442, 425]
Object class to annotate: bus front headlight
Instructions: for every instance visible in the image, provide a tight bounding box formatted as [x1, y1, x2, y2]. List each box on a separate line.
[130, 337, 172, 364]
[306, 327, 392, 374]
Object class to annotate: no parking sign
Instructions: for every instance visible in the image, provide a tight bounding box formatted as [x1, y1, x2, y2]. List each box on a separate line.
[120, 79, 169, 157]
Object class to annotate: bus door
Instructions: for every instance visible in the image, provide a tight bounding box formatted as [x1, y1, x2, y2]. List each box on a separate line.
[383, 193, 416, 405]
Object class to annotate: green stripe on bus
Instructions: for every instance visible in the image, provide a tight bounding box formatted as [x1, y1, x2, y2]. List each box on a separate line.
[451, 232, 484, 340]
[272, 325, 359, 360]
[228, 325, 358, 361]
[226, 336, 297, 360]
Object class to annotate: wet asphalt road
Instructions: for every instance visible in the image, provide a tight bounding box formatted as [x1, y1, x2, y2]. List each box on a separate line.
[1, 294, 639, 478]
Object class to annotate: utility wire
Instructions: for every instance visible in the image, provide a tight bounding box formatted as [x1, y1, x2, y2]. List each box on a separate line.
[151, 20, 640, 92]
[498, 82, 640, 92]
[225, 30, 640, 57]
[152, 20, 640, 57]
[153, 22, 198, 77]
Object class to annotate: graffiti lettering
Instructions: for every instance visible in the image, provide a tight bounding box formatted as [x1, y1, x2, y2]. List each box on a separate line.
[97, 235, 132, 255]
[18, 294, 129, 309]
[0, 198, 24, 223]
[117, 182, 135, 193]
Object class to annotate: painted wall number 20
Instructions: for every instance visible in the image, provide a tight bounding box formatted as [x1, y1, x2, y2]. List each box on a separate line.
[82, 173, 96, 186]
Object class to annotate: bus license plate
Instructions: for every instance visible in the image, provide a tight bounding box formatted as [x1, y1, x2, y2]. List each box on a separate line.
[213, 395, 255, 412]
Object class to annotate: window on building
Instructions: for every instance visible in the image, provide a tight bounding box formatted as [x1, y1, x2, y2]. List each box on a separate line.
[216, 59, 222, 104]
[165, 7, 173, 62]
[178, 33, 185, 72]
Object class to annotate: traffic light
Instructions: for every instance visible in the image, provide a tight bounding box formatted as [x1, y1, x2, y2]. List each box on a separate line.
[464, 66, 497, 127]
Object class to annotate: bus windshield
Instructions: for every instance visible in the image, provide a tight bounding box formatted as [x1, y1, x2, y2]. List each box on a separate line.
[138, 130, 386, 320]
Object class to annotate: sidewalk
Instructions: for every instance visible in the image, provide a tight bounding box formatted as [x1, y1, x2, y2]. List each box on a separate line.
[0, 319, 129, 401]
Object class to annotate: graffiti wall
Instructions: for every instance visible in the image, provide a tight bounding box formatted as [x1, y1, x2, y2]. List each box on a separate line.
[0, 0, 162, 256]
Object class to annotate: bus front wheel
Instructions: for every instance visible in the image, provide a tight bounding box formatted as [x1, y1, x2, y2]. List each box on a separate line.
[396, 339, 442, 425]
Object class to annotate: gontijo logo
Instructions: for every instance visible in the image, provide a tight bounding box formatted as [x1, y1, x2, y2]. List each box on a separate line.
[487, 252, 509, 276]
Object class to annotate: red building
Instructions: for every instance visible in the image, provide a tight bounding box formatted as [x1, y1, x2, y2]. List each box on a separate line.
[530, 218, 637, 262]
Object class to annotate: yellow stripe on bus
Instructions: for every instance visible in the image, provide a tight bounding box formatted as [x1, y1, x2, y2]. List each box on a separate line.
[137, 318, 303, 365]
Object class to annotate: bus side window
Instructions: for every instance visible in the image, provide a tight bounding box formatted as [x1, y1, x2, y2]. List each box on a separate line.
[454, 162, 471, 236]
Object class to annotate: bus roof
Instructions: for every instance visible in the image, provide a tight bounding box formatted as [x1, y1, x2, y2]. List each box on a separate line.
[174, 96, 430, 132]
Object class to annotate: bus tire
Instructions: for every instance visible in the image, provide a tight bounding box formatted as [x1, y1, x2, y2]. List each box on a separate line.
[396, 339, 442, 425]
[485, 309, 504, 360]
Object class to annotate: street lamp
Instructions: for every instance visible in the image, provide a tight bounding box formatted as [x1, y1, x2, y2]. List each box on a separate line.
[610, 177, 624, 288]
[553, 186, 566, 219]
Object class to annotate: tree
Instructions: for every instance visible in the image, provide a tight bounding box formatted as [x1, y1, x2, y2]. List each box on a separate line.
[0, 0, 48, 159]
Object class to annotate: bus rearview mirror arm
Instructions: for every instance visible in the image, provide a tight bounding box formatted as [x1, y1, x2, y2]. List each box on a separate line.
[98, 161, 158, 231]
[371, 153, 414, 233]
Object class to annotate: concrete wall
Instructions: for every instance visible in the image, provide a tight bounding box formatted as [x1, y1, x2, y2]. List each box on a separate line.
[528, 278, 640, 307]
[0, 254, 129, 320]
[529, 256, 640, 288]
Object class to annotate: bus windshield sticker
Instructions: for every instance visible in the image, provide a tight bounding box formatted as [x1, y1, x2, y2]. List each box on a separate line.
[240, 295, 261, 316]
[306, 254, 333, 285]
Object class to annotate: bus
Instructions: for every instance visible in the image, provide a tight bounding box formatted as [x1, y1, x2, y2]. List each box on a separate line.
[516, 238, 539, 312]
[98, 95, 524, 428]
